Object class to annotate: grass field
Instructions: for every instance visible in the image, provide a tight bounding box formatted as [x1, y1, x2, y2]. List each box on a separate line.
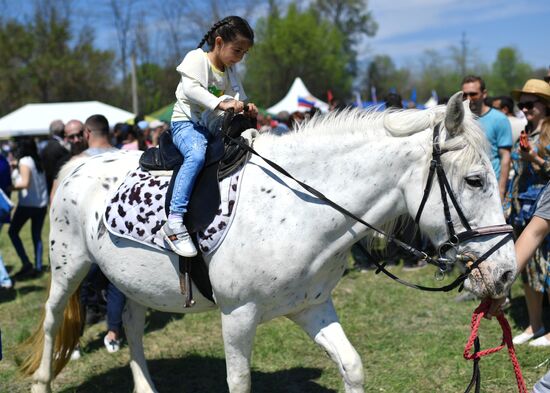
[1, 216, 550, 392]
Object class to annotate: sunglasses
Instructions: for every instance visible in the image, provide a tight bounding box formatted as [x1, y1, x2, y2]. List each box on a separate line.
[518, 101, 539, 111]
[462, 92, 480, 99]
[66, 132, 83, 140]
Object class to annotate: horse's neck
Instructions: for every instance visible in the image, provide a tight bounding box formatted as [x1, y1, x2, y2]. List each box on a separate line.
[254, 131, 428, 226]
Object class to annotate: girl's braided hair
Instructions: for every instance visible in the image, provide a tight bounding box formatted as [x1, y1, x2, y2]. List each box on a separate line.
[197, 16, 254, 49]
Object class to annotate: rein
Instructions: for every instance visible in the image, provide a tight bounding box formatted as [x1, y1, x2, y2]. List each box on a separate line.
[222, 111, 512, 291]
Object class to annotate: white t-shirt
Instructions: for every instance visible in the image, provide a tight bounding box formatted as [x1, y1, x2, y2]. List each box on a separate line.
[172, 48, 247, 127]
[17, 156, 48, 208]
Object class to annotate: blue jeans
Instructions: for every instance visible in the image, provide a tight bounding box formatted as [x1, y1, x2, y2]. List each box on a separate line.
[0, 254, 10, 286]
[0, 224, 11, 286]
[80, 264, 126, 333]
[8, 205, 47, 271]
[169, 121, 223, 216]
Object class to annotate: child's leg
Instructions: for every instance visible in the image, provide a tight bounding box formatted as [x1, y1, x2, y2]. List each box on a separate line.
[162, 121, 209, 257]
[169, 121, 209, 221]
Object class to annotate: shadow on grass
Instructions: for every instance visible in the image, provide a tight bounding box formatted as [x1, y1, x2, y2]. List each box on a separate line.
[507, 293, 550, 330]
[58, 355, 335, 393]
[82, 311, 184, 355]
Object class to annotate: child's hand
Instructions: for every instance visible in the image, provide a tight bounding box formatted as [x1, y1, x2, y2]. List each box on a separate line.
[244, 103, 258, 117]
[218, 99, 244, 113]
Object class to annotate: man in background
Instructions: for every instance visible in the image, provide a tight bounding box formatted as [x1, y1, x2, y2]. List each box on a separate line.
[40, 119, 70, 195]
[461, 75, 512, 203]
[492, 95, 527, 144]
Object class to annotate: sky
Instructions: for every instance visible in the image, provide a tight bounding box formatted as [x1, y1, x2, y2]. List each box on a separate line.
[364, 0, 548, 70]
[3, 0, 548, 73]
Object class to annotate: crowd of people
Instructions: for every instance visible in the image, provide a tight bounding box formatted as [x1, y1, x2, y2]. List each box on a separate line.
[0, 114, 169, 356]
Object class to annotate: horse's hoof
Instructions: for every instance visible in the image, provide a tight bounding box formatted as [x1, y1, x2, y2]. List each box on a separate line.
[31, 382, 52, 393]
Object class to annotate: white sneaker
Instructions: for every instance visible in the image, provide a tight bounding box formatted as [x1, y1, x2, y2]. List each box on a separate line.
[513, 327, 545, 345]
[161, 222, 197, 257]
[529, 335, 550, 347]
[70, 348, 81, 360]
[104, 334, 122, 353]
[0, 281, 13, 289]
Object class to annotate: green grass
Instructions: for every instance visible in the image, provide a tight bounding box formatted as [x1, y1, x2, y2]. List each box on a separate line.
[0, 216, 549, 392]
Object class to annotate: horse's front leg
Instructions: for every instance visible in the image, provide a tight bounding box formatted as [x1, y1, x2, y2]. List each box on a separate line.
[288, 298, 364, 393]
[123, 299, 157, 393]
[220, 304, 259, 393]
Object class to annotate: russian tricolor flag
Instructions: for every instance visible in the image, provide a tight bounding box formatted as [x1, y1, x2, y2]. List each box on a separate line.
[298, 97, 315, 108]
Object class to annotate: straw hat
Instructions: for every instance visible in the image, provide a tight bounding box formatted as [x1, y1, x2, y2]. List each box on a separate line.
[512, 79, 550, 103]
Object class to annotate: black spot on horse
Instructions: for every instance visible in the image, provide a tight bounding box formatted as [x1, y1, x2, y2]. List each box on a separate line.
[51, 240, 56, 246]
[111, 194, 119, 203]
[140, 207, 145, 213]
[136, 228, 145, 237]
[98, 220, 107, 238]
[70, 199, 77, 205]
[117, 205, 127, 217]
[231, 184, 237, 191]
[218, 221, 227, 231]
[156, 206, 163, 212]
[155, 194, 162, 200]
[105, 206, 111, 220]
[102, 183, 110, 190]
[111, 218, 117, 228]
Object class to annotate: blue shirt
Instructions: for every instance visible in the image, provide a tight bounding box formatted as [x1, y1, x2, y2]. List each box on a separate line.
[478, 108, 512, 178]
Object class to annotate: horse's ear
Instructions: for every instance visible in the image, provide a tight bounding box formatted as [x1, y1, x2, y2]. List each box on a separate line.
[444, 91, 465, 137]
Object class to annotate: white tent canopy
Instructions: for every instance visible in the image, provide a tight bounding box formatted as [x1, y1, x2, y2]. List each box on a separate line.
[267, 77, 329, 114]
[0, 101, 135, 138]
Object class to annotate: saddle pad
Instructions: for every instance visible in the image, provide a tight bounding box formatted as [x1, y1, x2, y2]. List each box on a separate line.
[103, 164, 245, 255]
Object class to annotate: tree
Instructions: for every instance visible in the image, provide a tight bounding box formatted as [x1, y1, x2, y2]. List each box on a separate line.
[244, 3, 351, 108]
[0, 7, 116, 117]
[489, 47, 533, 96]
[314, 0, 377, 76]
[363, 55, 410, 102]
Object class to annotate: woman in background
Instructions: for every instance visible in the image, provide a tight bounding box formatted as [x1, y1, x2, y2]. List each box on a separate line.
[9, 138, 48, 278]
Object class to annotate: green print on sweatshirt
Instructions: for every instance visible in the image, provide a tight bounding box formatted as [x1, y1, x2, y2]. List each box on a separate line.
[208, 85, 224, 97]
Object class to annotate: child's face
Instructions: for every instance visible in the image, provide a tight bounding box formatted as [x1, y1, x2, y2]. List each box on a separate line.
[215, 35, 252, 67]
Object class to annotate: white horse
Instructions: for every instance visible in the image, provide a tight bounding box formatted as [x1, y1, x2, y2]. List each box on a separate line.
[22, 92, 516, 393]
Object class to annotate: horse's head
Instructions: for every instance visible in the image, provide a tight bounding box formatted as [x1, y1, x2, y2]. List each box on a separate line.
[402, 92, 516, 299]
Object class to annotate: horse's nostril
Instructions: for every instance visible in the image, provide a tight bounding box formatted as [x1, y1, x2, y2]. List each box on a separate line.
[501, 270, 514, 284]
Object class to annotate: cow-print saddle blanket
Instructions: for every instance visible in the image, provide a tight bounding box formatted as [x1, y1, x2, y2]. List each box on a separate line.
[103, 164, 245, 255]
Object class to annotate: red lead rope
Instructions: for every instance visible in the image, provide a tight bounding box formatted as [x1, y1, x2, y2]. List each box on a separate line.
[463, 299, 527, 393]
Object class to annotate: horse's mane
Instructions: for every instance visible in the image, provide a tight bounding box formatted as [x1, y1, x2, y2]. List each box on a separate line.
[259, 105, 489, 180]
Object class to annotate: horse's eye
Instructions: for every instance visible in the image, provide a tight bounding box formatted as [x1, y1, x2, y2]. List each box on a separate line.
[465, 176, 483, 188]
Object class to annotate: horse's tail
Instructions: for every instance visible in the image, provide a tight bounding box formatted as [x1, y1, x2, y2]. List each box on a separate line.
[19, 280, 83, 377]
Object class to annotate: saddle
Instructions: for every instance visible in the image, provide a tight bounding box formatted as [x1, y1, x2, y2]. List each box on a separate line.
[138, 111, 254, 307]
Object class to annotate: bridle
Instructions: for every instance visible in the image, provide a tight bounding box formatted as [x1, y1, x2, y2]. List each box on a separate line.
[413, 125, 514, 274]
[222, 110, 514, 292]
